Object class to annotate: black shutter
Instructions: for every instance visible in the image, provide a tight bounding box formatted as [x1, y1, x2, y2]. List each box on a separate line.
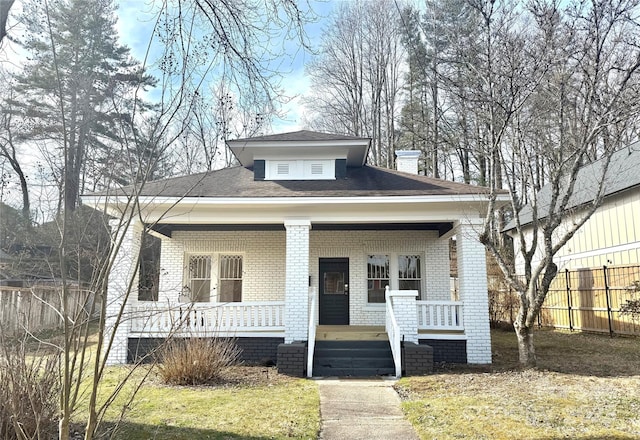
[335, 159, 347, 179]
[254, 160, 265, 180]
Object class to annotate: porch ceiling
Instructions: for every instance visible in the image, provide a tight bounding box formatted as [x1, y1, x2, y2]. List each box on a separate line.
[149, 222, 453, 238]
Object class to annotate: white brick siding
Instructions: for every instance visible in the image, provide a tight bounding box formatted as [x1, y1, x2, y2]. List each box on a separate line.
[105, 219, 142, 365]
[310, 230, 448, 326]
[284, 220, 311, 342]
[153, 230, 286, 304]
[147, 229, 452, 329]
[456, 221, 492, 363]
[119, 227, 482, 352]
[424, 236, 451, 301]
[387, 290, 419, 344]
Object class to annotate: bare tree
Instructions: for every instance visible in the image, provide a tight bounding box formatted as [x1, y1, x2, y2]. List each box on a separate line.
[0, 83, 30, 221]
[479, 0, 640, 367]
[0, 0, 14, 44]
[305, 0, 404, 166]
[45, 1, 314, 439]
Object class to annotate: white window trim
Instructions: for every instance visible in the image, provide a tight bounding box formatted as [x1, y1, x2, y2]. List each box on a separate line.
[184, 253, 245, 303]
[366, 252, 425, 304]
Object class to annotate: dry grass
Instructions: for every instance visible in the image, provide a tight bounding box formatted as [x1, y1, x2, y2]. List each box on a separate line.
[102, 365, 319, 440]
[397, 329, 640, 440]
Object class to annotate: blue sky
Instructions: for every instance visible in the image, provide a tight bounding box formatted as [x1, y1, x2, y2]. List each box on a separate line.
[115, 0, 339, 132]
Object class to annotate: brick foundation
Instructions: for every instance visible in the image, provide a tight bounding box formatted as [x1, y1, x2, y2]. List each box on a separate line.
[277, 341, 307, 377]
[127, 337, 283, 365]
[419, 339, 467, 363]
[402, 342, 434, 375]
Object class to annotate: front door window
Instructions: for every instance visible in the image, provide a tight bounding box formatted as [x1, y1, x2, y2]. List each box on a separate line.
[323, 272, 345, 294]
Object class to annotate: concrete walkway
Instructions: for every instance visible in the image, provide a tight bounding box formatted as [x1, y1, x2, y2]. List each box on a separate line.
[316, 378, 420, 440]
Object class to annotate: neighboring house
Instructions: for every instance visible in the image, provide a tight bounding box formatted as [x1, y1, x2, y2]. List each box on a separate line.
[506, 143, 640, 273]
[84, 130, 506, 377]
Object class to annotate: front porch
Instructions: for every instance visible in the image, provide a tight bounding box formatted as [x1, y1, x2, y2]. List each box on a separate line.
[106, 219, 491, 376]
[125, 293, 468, 377]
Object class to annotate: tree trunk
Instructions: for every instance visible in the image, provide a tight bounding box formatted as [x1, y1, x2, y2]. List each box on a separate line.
[513, 321, 536, 368]
[59, 417, 70, 440]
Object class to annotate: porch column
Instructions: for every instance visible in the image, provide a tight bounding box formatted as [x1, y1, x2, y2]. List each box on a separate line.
[387, 290, 419, 344]
[284, 219, 311, 343]
[104, 218, 142, 365]
[455, 220, 492, 364]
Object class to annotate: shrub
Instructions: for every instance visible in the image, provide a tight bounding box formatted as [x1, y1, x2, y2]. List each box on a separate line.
[158, 337, 241, 385]
[620, 299, 640, 321]
[0, 336, 60, 440]
[620, 281, 640, 321]
[488, 288, 519, 327]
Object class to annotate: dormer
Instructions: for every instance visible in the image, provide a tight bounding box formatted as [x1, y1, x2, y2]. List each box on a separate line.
[227, 130, 371, 181]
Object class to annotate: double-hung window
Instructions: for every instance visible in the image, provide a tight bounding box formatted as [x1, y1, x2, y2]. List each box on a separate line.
[187, 255, 212, 302]
[185, 254, 243, 302]
[367, 255, 390, 303]
[218, 255, 243, 302]
[367, 253, 423, 303]
[398, 254, 422, 296]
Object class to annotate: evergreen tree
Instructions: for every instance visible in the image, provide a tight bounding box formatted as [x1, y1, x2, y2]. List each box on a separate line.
[9, 0, 154, 212]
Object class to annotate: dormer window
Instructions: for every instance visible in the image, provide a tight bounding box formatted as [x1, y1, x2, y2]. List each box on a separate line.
[264, 159, 335, 180]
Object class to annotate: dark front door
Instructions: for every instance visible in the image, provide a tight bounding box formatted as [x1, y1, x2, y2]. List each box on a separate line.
[319, 258, 350, 325]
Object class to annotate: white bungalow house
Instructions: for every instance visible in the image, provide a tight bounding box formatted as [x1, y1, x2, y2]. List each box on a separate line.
[84, 131, 505, 377]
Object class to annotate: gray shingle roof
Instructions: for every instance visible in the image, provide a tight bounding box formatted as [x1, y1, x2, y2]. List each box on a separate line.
[114, 165, 493, 198]
[505, 143, 640, 230]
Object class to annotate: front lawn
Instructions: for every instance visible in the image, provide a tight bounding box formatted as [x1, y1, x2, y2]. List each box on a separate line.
[80, 366, 319, 440]
[397, 329, 640, 440]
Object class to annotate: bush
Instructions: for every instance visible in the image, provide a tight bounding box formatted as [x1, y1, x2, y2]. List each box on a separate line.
[488, 288, 519, 327]
[158, 337, 241, 385]
[620, 299, 640, 321]
[0, 336, 60, 440]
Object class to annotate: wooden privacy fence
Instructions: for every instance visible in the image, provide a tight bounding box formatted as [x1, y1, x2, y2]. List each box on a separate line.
[490, 265, 640, 336]
[0, 286, 97, 335]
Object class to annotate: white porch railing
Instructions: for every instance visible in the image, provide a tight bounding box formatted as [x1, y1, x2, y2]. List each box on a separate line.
[306, 287, 318, 378]
[416, 300, 464, 331]
[384, 286, 402, 378]
[129, 301, 285, 335]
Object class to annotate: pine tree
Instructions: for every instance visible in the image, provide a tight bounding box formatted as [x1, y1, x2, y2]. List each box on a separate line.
[10, 0, 154, 212]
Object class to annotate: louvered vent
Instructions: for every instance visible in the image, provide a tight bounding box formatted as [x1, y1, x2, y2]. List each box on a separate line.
[310, 163, 324, 175]
[277, 163, 289, 175]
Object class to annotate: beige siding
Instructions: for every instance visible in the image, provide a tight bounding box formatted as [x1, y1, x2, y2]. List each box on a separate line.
[515, 188, 640, 273]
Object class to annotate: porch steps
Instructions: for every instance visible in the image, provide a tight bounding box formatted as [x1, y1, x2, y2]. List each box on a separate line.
[312, 340, 395, 377]
[315, 325, 388, 341]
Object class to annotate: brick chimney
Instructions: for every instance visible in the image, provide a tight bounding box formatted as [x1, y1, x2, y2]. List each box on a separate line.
[395, 150, 421, 175]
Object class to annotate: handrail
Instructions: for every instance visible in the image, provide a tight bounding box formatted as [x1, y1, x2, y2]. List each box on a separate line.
[385, 286, 402, 378]
[306, 287, 318, 378]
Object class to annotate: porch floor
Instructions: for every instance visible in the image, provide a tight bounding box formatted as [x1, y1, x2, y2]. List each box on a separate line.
[315, 325, 388, 341]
